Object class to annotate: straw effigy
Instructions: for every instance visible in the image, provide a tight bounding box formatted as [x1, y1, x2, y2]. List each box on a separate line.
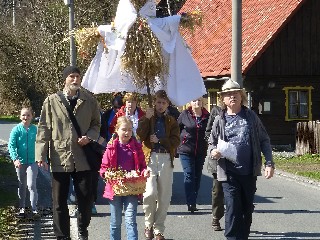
[73, 27, 103, 59]
[180, 10, 203, 34]
[121, 16, 167, 90]
[73, 0, 202, 91]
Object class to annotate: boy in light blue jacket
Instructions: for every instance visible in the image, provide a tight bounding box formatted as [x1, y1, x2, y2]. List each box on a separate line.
[8, 107, 39, 218]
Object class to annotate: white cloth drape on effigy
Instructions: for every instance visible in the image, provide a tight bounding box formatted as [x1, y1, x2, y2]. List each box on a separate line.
[81, 0, 206, 106]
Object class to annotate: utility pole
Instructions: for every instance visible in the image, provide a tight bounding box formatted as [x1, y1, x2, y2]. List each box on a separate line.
[231, 0, 242, 87]
[64, 0, 76, 66]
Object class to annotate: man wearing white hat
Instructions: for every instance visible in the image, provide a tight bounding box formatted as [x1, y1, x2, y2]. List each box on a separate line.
[207, 79, 274, 239]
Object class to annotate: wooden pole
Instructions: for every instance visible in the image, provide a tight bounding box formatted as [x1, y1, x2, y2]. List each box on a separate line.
[145, 79, 153, 107]
[145, 78, 154, 139]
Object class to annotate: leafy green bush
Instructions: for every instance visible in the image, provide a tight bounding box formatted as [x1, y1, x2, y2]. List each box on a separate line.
[0, 115, 20, 122]
[0, 156, 17, 207]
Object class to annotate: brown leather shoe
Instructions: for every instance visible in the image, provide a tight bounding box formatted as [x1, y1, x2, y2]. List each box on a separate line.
[155, 233, 166, 240]
[212, 218, 222, 231]
[144, 227, 154, 240]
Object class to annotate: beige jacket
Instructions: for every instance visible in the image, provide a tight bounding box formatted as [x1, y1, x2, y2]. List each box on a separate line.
[35, 89, 101, 172]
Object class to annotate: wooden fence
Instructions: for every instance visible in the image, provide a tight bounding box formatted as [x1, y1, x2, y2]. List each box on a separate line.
[296, 121, 320, 155]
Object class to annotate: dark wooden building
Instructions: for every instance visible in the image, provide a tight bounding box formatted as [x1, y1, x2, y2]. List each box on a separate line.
[181, 0, 320, 149]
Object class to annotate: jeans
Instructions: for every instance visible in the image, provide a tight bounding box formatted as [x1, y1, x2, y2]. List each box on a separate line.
[179, 154, 205, 205]
[222, 173, 257, 240]
[16, 162, 38, 210]
[212, 173, 224, 220]
[51, 171, 93, 238]
[109, 195, 138, 240]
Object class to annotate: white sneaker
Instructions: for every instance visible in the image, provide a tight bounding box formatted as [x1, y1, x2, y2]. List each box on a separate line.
[18, 208, 25, 217]
[70, 207, 78, 217]
[32, 209, 40, 219]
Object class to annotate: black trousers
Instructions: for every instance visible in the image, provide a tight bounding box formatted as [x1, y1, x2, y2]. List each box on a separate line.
[92, 170, 100, 203]
[51, 170, 93, 238]
[222, 173, 257, 240]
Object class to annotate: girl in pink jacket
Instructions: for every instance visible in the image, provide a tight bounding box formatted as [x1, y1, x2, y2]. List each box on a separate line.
[100, 116, 149, 240]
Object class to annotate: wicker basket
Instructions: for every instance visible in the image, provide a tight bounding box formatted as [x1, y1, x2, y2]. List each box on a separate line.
[111, 176, 147, 196]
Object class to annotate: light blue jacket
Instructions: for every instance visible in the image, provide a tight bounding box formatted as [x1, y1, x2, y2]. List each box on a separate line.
[8, 123, 37, 164]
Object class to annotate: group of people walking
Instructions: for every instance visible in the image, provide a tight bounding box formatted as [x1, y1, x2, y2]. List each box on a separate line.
[8, 65, 274, 240]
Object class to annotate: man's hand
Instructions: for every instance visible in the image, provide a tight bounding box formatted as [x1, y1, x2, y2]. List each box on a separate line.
[150, 134, 159, 144]
[13, 160, 21, 168]
[210, 149, 222, 160]
[264, 166, 274, 179]
[38, 160, 48, 171]
[143, 169, 151, 178]
[78, 136, 90, 146]
[145, 107, 154, 119]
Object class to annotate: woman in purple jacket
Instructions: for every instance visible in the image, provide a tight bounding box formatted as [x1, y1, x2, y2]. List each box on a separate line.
[177, 98, 209, 213]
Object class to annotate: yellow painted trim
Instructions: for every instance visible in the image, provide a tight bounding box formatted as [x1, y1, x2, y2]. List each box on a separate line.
[282, 86, 314, 121]
[207, 88, 219, 92]
[207, 89, 219, 112]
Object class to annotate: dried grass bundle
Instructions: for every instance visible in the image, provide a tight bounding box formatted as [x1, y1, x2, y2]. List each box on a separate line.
[180, 10, 203, 34]
[73, 27, 102, 59]
[121, 17, 168, 90]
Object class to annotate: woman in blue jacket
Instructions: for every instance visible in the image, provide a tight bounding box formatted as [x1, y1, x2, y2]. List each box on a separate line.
[8, 107, 39, 218]
[177, 98, 209, 213]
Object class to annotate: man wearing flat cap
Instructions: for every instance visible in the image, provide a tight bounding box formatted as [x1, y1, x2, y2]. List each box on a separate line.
[207, 79, 274, 240]
[36, 66, 101, 240]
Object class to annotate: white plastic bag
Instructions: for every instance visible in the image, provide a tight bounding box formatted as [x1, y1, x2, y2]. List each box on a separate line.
[217, 139, 237, 164]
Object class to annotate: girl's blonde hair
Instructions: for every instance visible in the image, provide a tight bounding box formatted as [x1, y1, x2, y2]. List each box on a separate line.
[186, 97, 204, 108]
[115, 116, 133, 131]
[217, 89, 248, 109]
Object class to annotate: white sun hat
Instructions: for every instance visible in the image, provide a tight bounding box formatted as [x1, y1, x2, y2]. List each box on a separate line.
[218, 79, 243, 94]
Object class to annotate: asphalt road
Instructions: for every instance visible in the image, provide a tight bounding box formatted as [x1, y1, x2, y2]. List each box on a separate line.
[1, 121, 320, 240]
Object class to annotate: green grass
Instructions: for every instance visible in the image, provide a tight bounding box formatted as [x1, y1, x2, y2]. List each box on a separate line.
[0, 115, 19, 122]
[0, 156, 16, 176]
[0, 156, 18, 238]
[273, 153, 320, 181]
[0, 156, 17, 208]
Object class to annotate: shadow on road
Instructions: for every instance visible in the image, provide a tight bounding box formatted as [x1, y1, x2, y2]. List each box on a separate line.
[254, 194, 282, 203]
[15, 210, 56, 240]
[250, 230, 320, 239]
[171, 171, 213, 206]
[254, 209, 320, 214]
[96, 170, 214, 207]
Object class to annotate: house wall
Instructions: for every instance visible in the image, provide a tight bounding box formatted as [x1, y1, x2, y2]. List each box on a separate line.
[245, 0, 320, 148]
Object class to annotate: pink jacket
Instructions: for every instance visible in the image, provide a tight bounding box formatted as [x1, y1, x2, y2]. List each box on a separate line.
[100, 137, 147, 200]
